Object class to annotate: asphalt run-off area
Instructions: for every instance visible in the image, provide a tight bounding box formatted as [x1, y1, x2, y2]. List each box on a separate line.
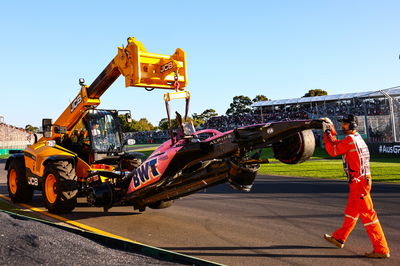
[0, 161, 399, 265]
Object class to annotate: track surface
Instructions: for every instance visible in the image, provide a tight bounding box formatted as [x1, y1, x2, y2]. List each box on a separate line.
[1, 161, 399, 265]
[0, 212, 179, 265]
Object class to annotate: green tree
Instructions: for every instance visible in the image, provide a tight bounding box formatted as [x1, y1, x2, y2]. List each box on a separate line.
[159, 118, 178, 130]
[25, 124, 39, 133]
[159, 116, 202, 129]
[226, 95, 253, 116]
[303, 89, 328, 97]
[118, 116, 154, 132]
[200, 109, 218, 120]
[133, 118, 154, 132]
[191, 118, 203, 127]
[252, 95, 270, 102]
[192, 109, 218, 125]
[191, 113, 204, 127]
[118, 115, 134, 132]
[192, 113, 201, 120]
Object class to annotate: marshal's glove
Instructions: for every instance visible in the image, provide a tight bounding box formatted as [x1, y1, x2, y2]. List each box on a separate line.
[321, 117, 333, 125]
[322, 122, 331, 132]
[320, 117, 336, 135]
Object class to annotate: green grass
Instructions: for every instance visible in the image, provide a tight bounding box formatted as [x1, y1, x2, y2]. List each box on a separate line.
[0, 154, 9, 159]
[127, 144, 160, 152]
[247, 147, 400, 183]
[127, 144, 158, 149]
[259, 160, 400, 183]
[128, 144, 160, 158]
[134, 146, 400, 183]
[247, 146, 332, 162]
[136, 150, 155, 158]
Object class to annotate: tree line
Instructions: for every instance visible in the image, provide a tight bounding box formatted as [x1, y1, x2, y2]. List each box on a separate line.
[117, 89, 327, 132]
[25, 89, 328, 133]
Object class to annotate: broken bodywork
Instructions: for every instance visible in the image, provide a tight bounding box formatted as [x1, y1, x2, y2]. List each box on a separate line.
[87, 119, 323, 212]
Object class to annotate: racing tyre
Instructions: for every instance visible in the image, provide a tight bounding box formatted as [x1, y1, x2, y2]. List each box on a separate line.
[42, 161, 78, 214]
[7, 158, 34, 203]
[272, 129, 315, 164]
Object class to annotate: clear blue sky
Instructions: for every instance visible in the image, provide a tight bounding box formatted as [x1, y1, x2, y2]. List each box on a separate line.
[1, 0, 399, 128]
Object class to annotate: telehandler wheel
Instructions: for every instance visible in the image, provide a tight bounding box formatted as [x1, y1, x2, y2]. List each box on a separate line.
[7, 159, 34, 203]
[42, 161, 78, 214]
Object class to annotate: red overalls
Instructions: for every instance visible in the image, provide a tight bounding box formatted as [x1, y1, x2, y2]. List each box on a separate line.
[324, 131, 390, 254]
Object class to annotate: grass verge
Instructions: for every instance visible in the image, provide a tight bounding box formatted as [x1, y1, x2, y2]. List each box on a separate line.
[259, 160, 400, 183]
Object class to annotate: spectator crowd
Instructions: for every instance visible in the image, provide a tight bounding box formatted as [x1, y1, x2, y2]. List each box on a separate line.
[3, 96, 398, 146]
[123, 130, 170, 144]
[0, 123, 33, 150]
[125, 96, 400, 144]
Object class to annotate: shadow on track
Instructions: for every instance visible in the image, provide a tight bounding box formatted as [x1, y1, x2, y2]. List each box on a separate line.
[159, 245, 366, 259]
[200, 176, 400, 195]
[161, 245, 337, 250]
[61, 211, 141, 220]
[0, 189, 140, 220]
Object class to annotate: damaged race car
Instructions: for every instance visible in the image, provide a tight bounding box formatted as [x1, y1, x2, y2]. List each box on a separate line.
[117, 114, 323, 212]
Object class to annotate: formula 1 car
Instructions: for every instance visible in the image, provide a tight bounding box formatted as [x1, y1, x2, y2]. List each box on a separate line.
[88, 115, 323, 212]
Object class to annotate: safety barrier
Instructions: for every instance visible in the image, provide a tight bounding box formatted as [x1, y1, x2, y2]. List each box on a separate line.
[0, 141, 31, 150]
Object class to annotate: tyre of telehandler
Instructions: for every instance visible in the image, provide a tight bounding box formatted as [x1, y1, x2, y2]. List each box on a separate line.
[42, 161, 78, 214]
[7, 158, 34, 203]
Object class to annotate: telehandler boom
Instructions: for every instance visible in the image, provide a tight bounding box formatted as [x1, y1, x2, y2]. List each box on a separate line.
[56, 37, 187, 131]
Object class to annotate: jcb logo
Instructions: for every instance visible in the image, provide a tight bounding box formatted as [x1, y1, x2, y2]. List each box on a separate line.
[160, 61, 174, 73]
[28, 177, 39, 186]
[70, 94, 82, 113]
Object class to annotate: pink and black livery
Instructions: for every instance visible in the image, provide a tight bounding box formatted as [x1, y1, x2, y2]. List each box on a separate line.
[86, 118, 323, 212]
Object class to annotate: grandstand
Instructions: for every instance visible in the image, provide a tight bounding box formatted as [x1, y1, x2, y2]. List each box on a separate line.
[120, 87, 400, 157]
[129, 87, 400, 151]
[123, 130, 170, 144]
[0, 118, 33, 155]
[251, 87, 400, 144]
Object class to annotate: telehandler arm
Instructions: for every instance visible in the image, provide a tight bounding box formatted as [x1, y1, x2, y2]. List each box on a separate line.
[54, 37, 188, 131]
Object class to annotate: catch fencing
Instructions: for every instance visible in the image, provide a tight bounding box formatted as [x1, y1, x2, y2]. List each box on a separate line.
[311, 89, 400, 144]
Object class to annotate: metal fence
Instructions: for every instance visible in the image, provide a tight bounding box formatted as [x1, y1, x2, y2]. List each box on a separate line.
[308, 90, 400, 143]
